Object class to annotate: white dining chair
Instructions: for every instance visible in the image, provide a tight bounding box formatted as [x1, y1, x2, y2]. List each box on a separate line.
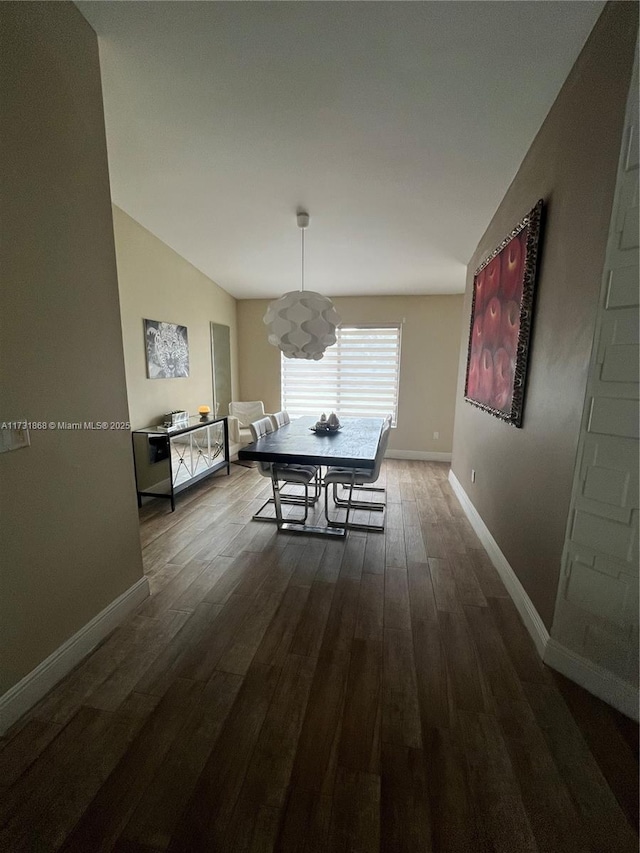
[269, 410, 291, 430]
[323, 416, 392, 532]
[331, 415, 390, 510]
[249, 416, 320, 525]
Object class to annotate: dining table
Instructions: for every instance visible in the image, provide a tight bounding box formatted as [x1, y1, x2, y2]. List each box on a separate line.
[238, 415, 385, 536]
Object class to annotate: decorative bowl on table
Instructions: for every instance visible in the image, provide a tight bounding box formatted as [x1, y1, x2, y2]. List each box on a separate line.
[310, 413, 341, 433]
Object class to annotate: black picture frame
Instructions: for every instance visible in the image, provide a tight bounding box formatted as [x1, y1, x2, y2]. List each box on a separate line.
[464, 199, 543, 428]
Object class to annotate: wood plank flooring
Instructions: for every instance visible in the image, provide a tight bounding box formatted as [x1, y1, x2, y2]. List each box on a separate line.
[1, 460, 637, 852]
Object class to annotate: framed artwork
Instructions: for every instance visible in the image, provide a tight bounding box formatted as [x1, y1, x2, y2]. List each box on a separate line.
[144, 319, 190, 379]
[464, 199, 543, 427]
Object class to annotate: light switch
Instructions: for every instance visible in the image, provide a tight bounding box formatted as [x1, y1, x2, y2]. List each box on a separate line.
[0, 427, 31, 453]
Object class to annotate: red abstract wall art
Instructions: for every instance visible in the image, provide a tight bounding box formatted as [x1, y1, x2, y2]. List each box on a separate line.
[464, 200, 543, 427]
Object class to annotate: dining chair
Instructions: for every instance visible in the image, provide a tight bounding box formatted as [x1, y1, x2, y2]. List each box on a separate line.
[228, 401, 271, 448]
[249, 416, 320, 525]
[331, 417, 391, 510]
[323, 416, 392, 532]
[269, 410, 291, 430]
[251, 415, 321, 501]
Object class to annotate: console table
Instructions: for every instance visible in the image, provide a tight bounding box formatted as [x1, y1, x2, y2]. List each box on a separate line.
[132, 416, 229, 511]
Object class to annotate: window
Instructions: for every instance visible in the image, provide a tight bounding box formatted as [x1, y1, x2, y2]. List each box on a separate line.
[281, 324, 402, 425]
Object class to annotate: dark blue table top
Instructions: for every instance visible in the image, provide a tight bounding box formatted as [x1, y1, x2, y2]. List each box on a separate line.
[238, 416, 384, 469]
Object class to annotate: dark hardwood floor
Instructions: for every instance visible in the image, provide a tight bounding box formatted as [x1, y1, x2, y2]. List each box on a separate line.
[1, 460, 637, 852]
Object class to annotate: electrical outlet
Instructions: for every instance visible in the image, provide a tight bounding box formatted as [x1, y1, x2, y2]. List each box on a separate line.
[433, 431, 439, 440]
[471, 468, 476, 483]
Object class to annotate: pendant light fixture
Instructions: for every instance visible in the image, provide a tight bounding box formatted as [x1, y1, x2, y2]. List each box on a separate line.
[263, 211, 341, 361]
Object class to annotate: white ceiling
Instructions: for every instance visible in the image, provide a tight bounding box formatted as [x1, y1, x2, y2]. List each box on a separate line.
[77, 1, 604, 299]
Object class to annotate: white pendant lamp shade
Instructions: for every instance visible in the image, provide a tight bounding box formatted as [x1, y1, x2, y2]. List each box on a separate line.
[263, 211, 341, 360]
[264, 290, 341, 360]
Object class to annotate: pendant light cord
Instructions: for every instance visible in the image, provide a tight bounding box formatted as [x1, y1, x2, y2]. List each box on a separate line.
[301, 226, 305, 292]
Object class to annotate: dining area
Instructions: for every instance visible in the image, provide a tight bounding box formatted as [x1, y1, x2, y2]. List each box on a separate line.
[238, 412, 392, 537]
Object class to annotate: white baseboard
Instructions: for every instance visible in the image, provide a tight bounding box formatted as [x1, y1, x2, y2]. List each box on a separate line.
[448, 470, 550, 657]
[448, 470, 639, 720]
[545, 638, 639, 722]
[386, 450, 452, 462]
[0, 576, 150, 735]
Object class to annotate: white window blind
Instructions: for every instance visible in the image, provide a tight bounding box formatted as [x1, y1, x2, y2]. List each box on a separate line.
[281, 325, 401, 425]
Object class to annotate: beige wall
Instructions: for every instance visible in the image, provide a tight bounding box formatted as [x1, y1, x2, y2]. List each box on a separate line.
[0, 4, 144, 695]
[113, 206, 238, 431]
[451, 3, 638, 629]
[238, 295, 464, 455]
